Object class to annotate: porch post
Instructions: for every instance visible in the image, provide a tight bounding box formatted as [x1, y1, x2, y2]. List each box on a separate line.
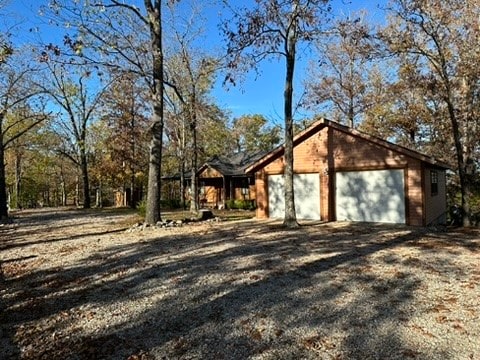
[222, 175, 226, 208]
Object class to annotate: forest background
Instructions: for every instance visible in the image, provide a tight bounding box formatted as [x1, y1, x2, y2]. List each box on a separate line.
[0, 0, 478, 225]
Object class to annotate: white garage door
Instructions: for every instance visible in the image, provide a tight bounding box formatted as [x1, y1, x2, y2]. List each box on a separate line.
[268, 173, 320, 220]
[335, 169, 405, 223]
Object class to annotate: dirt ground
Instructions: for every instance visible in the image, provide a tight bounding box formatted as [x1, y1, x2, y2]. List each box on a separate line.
[1, 208, 479, 359]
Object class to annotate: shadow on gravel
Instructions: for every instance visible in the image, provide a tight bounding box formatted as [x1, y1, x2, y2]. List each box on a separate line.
[1, 211, 477, 359]
[0, 228, 130, 251]
[0, 258, 21, 359]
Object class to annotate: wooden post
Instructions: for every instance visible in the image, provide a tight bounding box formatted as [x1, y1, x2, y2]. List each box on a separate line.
[222, 175, 226, 208]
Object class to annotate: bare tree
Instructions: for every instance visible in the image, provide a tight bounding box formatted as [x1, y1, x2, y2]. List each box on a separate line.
[222, 0, 331, 227]
[0, 50, 46, 221]
[39, 58, 111, 209]
[43, 0, 167, 224]
[382, 0, 480, 226]
[305, 14, 375, 127]
[164, 1, 220, 213]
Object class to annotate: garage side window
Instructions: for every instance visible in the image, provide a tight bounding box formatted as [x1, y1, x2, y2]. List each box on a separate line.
[430, 170, 438, 196]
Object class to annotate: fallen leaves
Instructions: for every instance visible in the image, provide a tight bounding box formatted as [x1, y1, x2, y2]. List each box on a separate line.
[1, 257, 42, 278]
[302, 334, 337, 353]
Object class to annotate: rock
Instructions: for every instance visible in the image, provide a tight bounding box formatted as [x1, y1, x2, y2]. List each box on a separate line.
[196, 209, 214, 221]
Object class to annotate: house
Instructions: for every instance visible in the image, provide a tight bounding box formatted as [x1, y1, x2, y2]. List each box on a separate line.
[166, 151, 266, 209]
[197, 152, 266, 208]
[246, 118, 450, 226]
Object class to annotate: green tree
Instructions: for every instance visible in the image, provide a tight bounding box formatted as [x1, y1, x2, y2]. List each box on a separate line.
[231, 114, 280, 153]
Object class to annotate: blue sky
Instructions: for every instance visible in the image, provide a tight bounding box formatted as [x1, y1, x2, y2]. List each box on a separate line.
[211, 1, 388, 123]
[4, 0, 387, 123]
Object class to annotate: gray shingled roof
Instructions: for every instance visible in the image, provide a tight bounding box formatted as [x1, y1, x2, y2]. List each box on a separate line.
[164, 150, 267, 180]
[202, 150, 267, 176]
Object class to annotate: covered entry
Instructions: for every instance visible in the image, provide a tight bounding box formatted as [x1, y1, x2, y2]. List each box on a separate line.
[335, 169, 405, 223]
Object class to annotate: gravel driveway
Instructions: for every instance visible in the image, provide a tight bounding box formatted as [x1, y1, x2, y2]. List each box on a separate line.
[1, 208, 479, 359]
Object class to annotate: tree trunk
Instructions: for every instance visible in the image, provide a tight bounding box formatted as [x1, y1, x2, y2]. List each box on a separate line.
[130, 100, 136, 208]
[145, 111, 163, 224]
[348, 96, 354, 128]
[190, 163, 198, 212]
[189, 93, 199, 213]
[96, 180, 102, 208]
[144, 0, 165, 225]
[80, 149, 91, 209]
[180, 163, 185, 209]
[446, 99, 471, 227]
[75, 175, 79, 207]
[60, 169, 67, 206]
[130, 171, 136, 208]
[14, 152, 21, 208]
[0, 139, 9, 221]
[283, 13, 298, 228]
[180, 116, 186, 209]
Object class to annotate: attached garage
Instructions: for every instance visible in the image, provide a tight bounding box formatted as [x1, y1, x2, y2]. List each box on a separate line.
[247, 118, 450, 226]
[268, 173, 320, 220]
[335, 169, 405, 224]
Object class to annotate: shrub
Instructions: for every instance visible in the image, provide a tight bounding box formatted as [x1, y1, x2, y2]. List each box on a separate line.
[225, 199, 235, 210]
[226, 199, 255, 210]
[160, 199, 182, 209]
[137, 199, 146, 219]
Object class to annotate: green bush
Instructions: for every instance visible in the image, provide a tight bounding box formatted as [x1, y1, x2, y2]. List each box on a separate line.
[137, 199, 146, 219]
[160, 199, 182, 209]
[226, 199, 256, 210]
[225, 199, 236, 210]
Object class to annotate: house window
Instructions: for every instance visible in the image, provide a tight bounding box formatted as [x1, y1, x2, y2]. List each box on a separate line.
[241, 186, 249, 196]
[430, 170, 438, 196]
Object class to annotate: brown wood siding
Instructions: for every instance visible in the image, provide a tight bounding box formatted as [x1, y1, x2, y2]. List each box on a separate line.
[256, 170, 268, 219]
[255, 126, 428, 225]
[406, 162, 423, 226]
[202, 185, 219, 205]
[424, 168, 447, 225]
[257, 128, 328, 219]
[233, 184, 257, 200]
[330, 129, 424, 225]
[199, 167, 222, 178]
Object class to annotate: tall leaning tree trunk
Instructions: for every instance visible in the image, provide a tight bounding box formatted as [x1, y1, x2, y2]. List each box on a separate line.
[283, 19, 298, 228]
[145, 0, 165, 225]
[446, 100, 471, 227]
